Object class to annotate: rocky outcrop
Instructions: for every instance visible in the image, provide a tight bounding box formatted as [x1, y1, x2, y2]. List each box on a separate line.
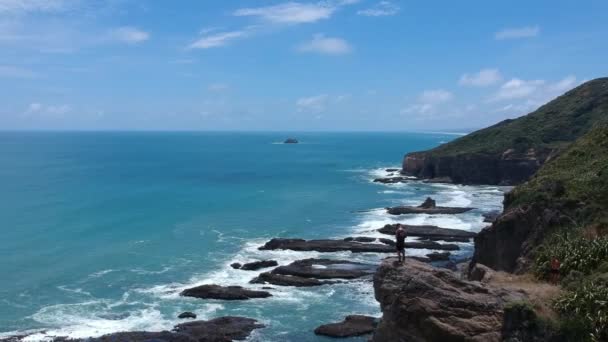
[283, 138, 298, 144]
[378, 223, 476, 240]
[178, 312, 197, 319]
[180, 285, 271, 300]
[240, 260, 278, 271]
[53, 317, 264, 342]
[314, 315, 378, 338]
[251, 259, 376, 287]
[373, 176, 412, 184]
[372, 258, 527, 342]
[402, 149, 549, 186]
[472, 203, 566, 273]
[386, 197, 474, 215]
[259, 238, 459, 252]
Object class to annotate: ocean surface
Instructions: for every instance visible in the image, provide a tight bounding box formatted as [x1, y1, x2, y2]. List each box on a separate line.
[0, 132, 505, 341]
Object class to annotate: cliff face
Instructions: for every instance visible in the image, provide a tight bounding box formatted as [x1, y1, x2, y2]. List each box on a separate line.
[402, 78, 608, 185]
[403, 149, 549, 185]
[473, 124, 608, 272]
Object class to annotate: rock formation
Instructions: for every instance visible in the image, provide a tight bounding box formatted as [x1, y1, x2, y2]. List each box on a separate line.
[314, 315, 378, 338]
[259, 238, 459, 252]
[180, 285, 271, 300]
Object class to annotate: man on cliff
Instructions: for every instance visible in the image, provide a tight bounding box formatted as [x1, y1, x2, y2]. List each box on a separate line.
[395, 225, 407, 263]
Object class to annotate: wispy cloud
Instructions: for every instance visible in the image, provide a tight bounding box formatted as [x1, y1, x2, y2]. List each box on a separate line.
[0, 65, 38, 78]
[0, 0, 70, 13]
[459, 68, 502, 87]
[297, 94, 329, 112]
[234, 1, 357, 24]
[106, 27, 150, 44]
[402, 89, 453, 115]
[189, 28, 251, 49]
[495, 26, 540, 40]
[491, 76, 579, 114]
[297, 34, 352, 55]
[23, 102, 71, 118]
[357, 1, 400, 17]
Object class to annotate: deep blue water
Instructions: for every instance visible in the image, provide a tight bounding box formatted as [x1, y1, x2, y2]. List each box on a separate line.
[0, 132, 504, 341]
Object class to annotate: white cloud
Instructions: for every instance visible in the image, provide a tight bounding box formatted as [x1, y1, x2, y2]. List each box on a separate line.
[23, 102, 71, 118]
[0, 0, 69, 13]
[401, 89, 453, 116]
[495, 26, 540, 40]
[235, 2, 331, 24]
[0, 65, 38, 78]
[491, 76, 580, 115]
[207, 83, 229, 91]
[189, 29, 250, 49]
[357, 1, 400, 17]
[297, 34, 352, 55]
[296, 94, 329, 112]
[419, 89, 453, 104]
[491, 78, 545, 101]
[107, 27, 150, 44]
[459, 68, 502, 87]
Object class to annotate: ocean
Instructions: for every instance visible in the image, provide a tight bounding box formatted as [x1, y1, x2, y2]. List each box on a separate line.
[0, 131, 505, 341]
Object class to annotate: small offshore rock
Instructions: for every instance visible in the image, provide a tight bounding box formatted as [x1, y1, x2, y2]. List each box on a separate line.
[178, 311, 197, 319]
[314, 315, 378, 337]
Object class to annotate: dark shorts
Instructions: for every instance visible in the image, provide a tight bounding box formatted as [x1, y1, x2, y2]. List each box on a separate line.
[396, 243, 405, 252]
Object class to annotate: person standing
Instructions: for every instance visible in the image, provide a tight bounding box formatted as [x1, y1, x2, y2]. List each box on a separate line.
[395, 225, 407, 263]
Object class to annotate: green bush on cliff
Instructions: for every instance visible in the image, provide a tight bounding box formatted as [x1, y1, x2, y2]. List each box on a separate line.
[553, 282, 608, 341]
[427, 78, 608, 157]
[534, 233, 608, 279]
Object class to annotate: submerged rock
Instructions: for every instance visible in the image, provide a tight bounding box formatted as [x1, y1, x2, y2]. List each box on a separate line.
[283, 138, 298, 144]
[259, 238, 459, 253]
[314, 315, 378, 337]
[240, 260, 278, 271]
[63, 316, 264, 342]
[178, 312, 197, 319]
[372, 258, 526, 342]
[180, 284, 271, 300]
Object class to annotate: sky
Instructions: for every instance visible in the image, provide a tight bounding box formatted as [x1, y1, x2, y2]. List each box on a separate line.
[0, 0, 607, 131]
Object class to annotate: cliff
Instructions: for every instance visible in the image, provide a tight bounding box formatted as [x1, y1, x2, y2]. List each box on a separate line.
[403, 77, 608, 185]
[473, 123, 608, 273]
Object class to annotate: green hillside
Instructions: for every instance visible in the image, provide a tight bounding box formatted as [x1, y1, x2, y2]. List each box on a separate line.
[429, 77, 608, 156]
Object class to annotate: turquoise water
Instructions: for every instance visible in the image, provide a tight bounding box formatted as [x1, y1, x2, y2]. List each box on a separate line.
[0, 132, 504, 341]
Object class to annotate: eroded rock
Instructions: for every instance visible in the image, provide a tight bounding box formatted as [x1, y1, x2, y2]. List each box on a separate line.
[180, 285, 271, 300]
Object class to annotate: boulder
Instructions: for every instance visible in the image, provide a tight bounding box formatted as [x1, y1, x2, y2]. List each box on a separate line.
[372, 258, 527, 342]
[259, 238, 459, 253]
[314, 315, 378, 338]
[240, 260, 278, 271]
[75, 316, 264, 342]
[180, 285, 271, 300]
[230, 263, 242, 269]
[178, 312, 197, 319]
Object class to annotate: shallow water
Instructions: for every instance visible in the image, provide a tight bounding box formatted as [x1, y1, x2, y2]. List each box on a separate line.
[0, 131, 504, 341]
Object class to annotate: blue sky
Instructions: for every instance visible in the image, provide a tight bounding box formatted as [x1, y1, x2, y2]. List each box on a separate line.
[1, 0, 607, 131]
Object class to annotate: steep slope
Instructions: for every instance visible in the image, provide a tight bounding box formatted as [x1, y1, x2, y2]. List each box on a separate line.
[474, 123, 608, 272]
[403, 77, 608, 185]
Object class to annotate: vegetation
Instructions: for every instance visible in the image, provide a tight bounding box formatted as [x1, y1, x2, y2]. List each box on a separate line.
[553, 282, 608, 341]
[425, 78, 608, 156]
[534, 233, 608, 279]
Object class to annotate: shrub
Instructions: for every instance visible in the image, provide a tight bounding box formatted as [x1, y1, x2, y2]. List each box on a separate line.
[553, 282, 608, 341]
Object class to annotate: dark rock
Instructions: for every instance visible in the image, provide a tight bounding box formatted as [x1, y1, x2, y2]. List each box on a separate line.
[272, 258, 376, 279]
[483, 210, 502, 223]
[240, 260, 278, 271]
[250, 272, 332, 287]
[378, 223, 477, 240]
[178, 312, 197, 319]
[386, 198, 474, 215]
[343, 236, 376, 243]
[502, 302, 562, 341]
[314, 315, 377, 338]
[230, 263, 242, 269]
[373, 176, 411, 184]
[284, 138, 298, 144]
[72, 316, 264, 342]
[378, 238, 395, 246]
[426, 252, 451, 261]
[259, 238, 459, 252]
[372, 258, 527, 342]
[385, 168, 400, 172]
[423, 176, 454, 184]
[180, 285, 271, 300]
[419, 197, 436, 208]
